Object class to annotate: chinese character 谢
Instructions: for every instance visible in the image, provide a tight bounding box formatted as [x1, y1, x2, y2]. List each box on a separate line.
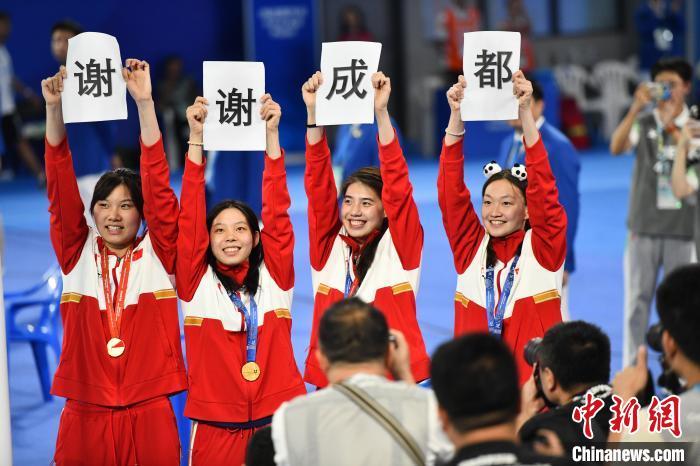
[326, 58, 368, 100]
[609, 395, 641, 434]
[216, 88, 256, 126]
[74, 58, 116, 97]
[572, 392, 605, 440]
[473, 49, 513, 89]
[648, 395, 681, 438]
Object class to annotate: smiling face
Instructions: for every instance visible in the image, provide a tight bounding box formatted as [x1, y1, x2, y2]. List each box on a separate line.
[209, 207, 260, 266]
[92, 184, 141, 254]
[481, 178, 528, 237]
[340, 181, 385, 241]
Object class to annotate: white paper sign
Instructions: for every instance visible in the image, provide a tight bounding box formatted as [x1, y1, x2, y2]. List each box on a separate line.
[461, 31, 521, 121]
[62, 32, 127, 123]
[203, 61, 265, 151]
[316, 41, 382, 126]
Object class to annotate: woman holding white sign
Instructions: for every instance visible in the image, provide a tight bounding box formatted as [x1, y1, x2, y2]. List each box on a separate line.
[437, 71, 566, 386]
[175, 94, 305, 466]
[302, 71, 431, 388]
[42, 60, 186, 465]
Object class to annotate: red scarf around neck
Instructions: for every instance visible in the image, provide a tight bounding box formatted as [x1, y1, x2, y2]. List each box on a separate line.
[215, 260, 250, 288]
[490, 229, 525, 264]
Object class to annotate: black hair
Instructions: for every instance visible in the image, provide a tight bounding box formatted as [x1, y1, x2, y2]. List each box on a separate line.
[206, 200, 263, 296]
[90, 168, 144, 220]
[656, 264, 700, 365]
[537, 321, 611, 392]
[431, 333, 520, 433]
[319, 297, 389, 365]
[651, 57, 693, 83]
[245, 426, 276, 466]
[51, 19, 83, 36]
[481, 170, 529, 267]
[339, 5, 368, 36]
[0, 12, 10, 23]
[340, 166, 389, 284]
[528, 76, 544, 102]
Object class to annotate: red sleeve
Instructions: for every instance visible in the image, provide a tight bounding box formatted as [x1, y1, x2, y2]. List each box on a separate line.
[140, 135, 178, 274]
[524, 136, 567, 271]
[175, 156, 209, 302]
[261, 150, 294, 291]
[304, 131, 342, 270]
[436, 137, 485, 274]
[45, 137, 89, 274]
[378, 130, 423, 270]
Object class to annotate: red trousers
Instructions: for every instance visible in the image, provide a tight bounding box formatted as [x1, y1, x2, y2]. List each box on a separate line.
[189, 421, 265, 466]
[53, 396, 181, 465]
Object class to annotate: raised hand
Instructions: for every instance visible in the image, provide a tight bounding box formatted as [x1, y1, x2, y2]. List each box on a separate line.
[260, 93, 282, 132]
[512, 70, 533, 111]
[41, 66, 67, 107]
[446, 75, 466, 112]
[302, 71, 323, 114]
[123, 59, 152, 103]
[186, 96, 208, 140]
[372, 71, 391, 113]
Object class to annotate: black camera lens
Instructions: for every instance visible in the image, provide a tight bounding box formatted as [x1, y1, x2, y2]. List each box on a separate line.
[646, 323, 664, 352]
[524, 337, 542, 366]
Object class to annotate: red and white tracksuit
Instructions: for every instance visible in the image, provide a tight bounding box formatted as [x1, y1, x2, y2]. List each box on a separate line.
[176, 151, 306, 466]
[437, 135, 567, 385]
[303, 130, 431, 387]
[46, 136, 186, 465]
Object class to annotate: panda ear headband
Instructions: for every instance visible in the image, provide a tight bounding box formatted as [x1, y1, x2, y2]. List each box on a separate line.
[482, 161, 527, 181]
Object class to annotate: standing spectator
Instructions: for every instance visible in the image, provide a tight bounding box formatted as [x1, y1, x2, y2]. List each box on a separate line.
[156, 55, 197, 169]
[635, 0, 685, 75]
[670, 120, 700, 259]
[500, 0, 535, 72]
[498, 78, 580, 319]
[431, 333, 566, 466]
[436, 0, 482, 82]
[609, 57, 696, 367]
[0, 12, 45, 186]
[51, 19, 118, 220]
[338, 5, 373, 41]
[269, 298, 453, 466]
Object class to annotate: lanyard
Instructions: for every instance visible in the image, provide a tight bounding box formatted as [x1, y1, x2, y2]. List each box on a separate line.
[229, 291, 259, 363]
[100, 245, 133, 341]
[485, 255, 519, 336]
[344, 249, 359, 298]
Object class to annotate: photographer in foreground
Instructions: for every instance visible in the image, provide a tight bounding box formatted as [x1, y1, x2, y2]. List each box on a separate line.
[516, 321, 614, 458]
[612, 264, 700, 462]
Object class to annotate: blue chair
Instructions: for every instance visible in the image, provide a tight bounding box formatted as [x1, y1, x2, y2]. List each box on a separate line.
[4, 262, 63, 401]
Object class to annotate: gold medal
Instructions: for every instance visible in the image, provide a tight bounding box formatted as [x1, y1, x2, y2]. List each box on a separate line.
[107, 337, 125, 357]
[241, 361, 261, 381]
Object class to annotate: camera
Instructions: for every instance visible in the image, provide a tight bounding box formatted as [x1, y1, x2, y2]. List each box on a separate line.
[646, 81, 672, 101]
[645, 323, 683, 395]
[524, 337, 542, 366]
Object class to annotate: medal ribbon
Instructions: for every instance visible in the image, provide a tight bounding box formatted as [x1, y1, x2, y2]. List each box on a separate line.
[100, 245, 133, 341]
[484, 254, 520, 336]
[229, 291, 259, 363]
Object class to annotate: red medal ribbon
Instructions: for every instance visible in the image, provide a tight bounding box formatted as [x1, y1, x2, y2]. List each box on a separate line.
[100, 245, 133, 341]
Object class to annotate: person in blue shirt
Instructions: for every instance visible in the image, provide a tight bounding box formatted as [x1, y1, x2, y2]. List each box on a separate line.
[497, 78, 580, 319]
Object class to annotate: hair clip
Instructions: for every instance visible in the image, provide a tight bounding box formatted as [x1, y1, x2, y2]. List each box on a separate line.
[483, 161, 502, 178]
[510, 163, 527, 181]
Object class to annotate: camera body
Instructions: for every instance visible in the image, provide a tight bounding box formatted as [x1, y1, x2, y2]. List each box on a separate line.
[646, 81, 672, 101]
[645, 323, 683, 394]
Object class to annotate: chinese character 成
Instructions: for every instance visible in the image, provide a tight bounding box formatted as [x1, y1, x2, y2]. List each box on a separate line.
[74, 58, 116, 97]
[473, 49, 513, 89]
[216, 88, 256, 126]
[326, 58, 368, 100]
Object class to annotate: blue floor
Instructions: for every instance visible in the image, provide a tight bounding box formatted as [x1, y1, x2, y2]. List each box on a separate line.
[2, 145, 642, 465]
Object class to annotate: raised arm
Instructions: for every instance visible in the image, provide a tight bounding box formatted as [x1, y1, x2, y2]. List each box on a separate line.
[175, 97, 210, 301]
[302, 72, 342, 269]
[610, 83, 651, 155]
[373, 72, 423, 269]
[124, 59, 179, 273]
[515, 71, 567, 271]
[670, 124, 698, 199]
[437, 75, 485, 274]
[42, 67, 89, 273]
[259, 94, 294, 290]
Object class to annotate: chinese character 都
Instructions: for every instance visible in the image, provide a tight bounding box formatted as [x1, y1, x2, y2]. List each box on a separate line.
[648, 395, 681, 438]
[326, 58, 368, 100]
[609, 395, 641, 435]
[473, 49, 513, 89]
[572, 392, 605, 440]
[216, 88, 256, 126]
[74, 58, 116, 97]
